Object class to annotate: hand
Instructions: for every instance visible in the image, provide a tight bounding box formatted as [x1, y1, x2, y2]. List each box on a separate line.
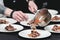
[12, 11, 28, 22]
[4, 8, 28, 22]
[28, 1, 38, 13]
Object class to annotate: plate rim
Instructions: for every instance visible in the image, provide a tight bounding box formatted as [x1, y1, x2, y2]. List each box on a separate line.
[0, 24, 24, 33]
[18, 29, 51, 39]
[51, 15, 60, 22]
[44, 24, 60, 33]
[0, 18, 17, 24]
[20, 13, 35, 26]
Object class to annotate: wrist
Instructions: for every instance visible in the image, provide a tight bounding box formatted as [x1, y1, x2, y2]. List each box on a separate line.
[10, 10, 15, 18]
[4, 8, 13, 17]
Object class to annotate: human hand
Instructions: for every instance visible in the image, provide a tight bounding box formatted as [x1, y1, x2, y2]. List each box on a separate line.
[28, 1, 38, 13]
[12, 11, 28, 22]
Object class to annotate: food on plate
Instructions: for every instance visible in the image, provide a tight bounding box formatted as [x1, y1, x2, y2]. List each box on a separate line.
[0, 20, 8, 24]
[28, 30, 40, 38]
[51, 16, 60, 21]
[5, 25, 16, 31]
[28, 22, 40, 38]
[28, 8, 51, 26]
[52, 25, 60, 31]
[28, 21, 40, 38]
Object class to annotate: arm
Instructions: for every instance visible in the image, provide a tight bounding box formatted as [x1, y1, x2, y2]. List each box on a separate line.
[0, 4, 6, 14]
[0, 0, 28, 22]
[0, 0, 13, 17]
[0, 0, 6, 14]
[27, 0, 38, 13]
[0, 5, 13, 17]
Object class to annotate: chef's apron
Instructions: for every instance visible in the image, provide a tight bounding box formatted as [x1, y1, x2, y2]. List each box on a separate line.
[35, 0, 60, 10]
[47, 0, 60, 10]
[35, 0, 47, 9]
[3, 0, 30, 13]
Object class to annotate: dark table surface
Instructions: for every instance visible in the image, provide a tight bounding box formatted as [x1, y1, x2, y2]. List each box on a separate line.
[0, 11, 60, 40]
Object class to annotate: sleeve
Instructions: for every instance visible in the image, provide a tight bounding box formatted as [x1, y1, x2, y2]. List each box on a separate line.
[26, 0, 34, 2]
[0, 0, 7, 14]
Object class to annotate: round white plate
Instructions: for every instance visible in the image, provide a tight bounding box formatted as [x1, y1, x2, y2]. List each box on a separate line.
[0, 24, 24, 32]
[44, 24, 60, 33]
[37, 9, 58, 15]
[18, 29, 51, 39]
[51, 15, 60, 22]
[0, 18, 17, 24]
[20, 14, 35, 26]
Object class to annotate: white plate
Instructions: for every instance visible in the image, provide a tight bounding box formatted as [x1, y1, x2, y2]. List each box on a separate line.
[0, 24, 24, 32]
[44, 24, 60, 33]
[0, 18, 17, 24]
[0, 14, 6, 18]
[20, 14, 35, 26]
[37, 9, 58, 15]
[18, 29, 51, 39]
[51, 15, 60, 22]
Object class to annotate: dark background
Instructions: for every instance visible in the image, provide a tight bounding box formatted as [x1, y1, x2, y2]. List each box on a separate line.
[0, 0, 60, 40]
[4, 0, 60, 12]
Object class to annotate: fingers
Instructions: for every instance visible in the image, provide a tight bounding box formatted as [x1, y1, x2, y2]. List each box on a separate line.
[33, 7, 38, 13]
[17, 12, 25, 21]
[29, 6, 34, 13]
[28, 1, 38, 13]
[13, 14, 20, 22]
[12, 11, 28, 22]
[29, 4, 38, 13]
[19, 11, 28, 20]
[15, 14, 23, 21]
[13, 13, 22, 22]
